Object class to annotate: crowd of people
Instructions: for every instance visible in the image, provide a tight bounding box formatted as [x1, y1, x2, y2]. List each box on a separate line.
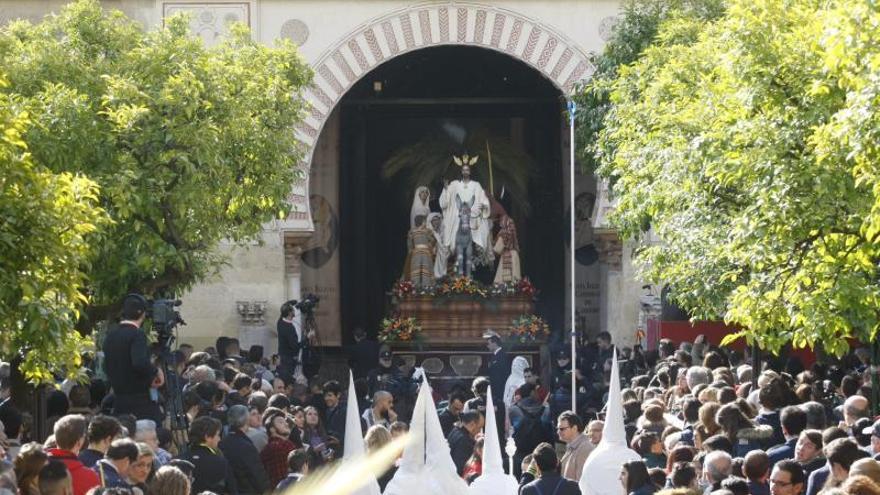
[0, 318, 879, 495]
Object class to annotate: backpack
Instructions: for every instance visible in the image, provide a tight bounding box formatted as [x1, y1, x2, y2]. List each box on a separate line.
[513, 406, 547, 454]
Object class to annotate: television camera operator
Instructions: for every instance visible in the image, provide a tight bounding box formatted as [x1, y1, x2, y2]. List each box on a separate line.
[104, 294, 164, 423]
[276, 295, 319, 383]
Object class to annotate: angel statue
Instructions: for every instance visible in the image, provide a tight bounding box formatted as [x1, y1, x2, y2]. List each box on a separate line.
[439, 153, 491, 278]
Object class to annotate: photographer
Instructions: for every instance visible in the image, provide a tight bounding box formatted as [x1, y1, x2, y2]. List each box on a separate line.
[276, 300, 314, 383]
[103, 295, 163, 423]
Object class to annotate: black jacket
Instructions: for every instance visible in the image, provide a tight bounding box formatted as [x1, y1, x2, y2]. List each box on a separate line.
[277, 318, 303, 367]
[487, 349, 511, 402]
[181, 444, 238, 495]
[324, 402, 347, 448]
[439, 408, 459, 439]
[767, 437, 797, 465]
[219, 430, 269, 494]
[447, 426, 475, 476]
[103, 322, 156, 396]
[520, 472, 581, 495]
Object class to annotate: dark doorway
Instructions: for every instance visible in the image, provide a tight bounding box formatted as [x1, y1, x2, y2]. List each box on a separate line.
[338, 46, 566, 344]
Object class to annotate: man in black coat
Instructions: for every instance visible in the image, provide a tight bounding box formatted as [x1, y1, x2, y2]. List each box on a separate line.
[183, 416, 238, 495]
[482, 330, 511, 405]
[103, 295, 163, 423]
[438, 393, 466, 439]
[483, 330, 510, 464]
[768, 406, 807, 465]
[366, 350, 402, 399]
[322, 381, 347, 448]
[276, 301, 305, 382]
[346, 327, 380, 380]
[520, 443, 581, 495]
[447, 410, 483, 476]
[220, 405, 269, 494]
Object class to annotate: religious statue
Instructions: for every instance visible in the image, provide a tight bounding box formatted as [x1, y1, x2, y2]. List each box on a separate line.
[493, 213, 521, 283]
[406, 214, 436, 288]
[439, 154, 491, 277]
[409, 186, 431, 228]
[427, 213, 449, 279]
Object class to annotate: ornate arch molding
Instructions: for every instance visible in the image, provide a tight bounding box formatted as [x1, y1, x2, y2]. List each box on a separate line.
[282, 2, 595, 234]
[295, 2, 594, 147]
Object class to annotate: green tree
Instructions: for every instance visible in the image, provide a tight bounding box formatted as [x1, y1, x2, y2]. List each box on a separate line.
[572, 0, 725, 170]
[0, 75, 107, 381]
[0, 0, 312, 331]
[595, 0, 880, 355]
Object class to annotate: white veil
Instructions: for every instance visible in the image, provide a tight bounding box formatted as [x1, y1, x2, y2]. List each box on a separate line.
[468, 387, 518, 494]
[503, 356, 529, 408]
[410, 186, 431, 228]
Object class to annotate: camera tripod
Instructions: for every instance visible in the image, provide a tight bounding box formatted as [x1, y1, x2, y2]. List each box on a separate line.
[155, 325, 190, 455]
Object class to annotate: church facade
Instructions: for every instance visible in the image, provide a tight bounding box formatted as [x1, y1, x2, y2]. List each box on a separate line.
[0, 0, 655, 353]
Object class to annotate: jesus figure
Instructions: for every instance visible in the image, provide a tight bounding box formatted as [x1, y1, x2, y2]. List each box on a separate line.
[439, 154, 491, 260]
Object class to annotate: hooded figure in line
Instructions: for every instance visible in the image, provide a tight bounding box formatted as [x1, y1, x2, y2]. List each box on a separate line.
[579, 349, 641, 495]
[383, 377, 468, 495]
[344, 370, 382, 495]
[468, 386, 519, 494]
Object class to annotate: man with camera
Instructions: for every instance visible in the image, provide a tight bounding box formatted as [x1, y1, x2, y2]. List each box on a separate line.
[276, 299, 315, 383]
[103, 294, 164, 423]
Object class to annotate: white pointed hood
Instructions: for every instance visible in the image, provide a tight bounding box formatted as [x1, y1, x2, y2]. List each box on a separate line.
[344, 371, 381, 495]
[424, 379, 470, 495]
[468, 387, 518, 494]
[383, 379, 428, 495]
[579, 349, 640, 495]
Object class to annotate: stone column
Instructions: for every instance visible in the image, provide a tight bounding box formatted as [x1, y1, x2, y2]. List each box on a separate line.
[284, 242, 304, 305]
[283, 241, 305, 340]
[595, 230, 624, 342]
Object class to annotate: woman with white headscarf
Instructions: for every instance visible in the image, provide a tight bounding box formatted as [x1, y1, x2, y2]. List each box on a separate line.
[427, 212, 449, 279]
[503, 356, 529, 408]
[410, 186, 431, 228]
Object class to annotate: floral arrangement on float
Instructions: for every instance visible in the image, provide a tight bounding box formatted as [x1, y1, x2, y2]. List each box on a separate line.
[489, 277, 538, 298]
[378, 316, 423, 343]
[391, 276, 538, 301]
[435, 275, 488, 298]
[508, 314, 550, 343]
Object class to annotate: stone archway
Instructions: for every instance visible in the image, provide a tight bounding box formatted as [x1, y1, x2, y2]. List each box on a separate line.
[280, 2, 596, 235]
[296, 1, 593, 160]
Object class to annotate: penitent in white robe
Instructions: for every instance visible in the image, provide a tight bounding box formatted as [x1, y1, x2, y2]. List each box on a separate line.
[439, 179, 491, 252]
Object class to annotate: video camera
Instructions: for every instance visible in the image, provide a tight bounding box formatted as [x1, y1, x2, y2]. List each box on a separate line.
[147, 298, 186, 350]
[296, 293, 320, 315]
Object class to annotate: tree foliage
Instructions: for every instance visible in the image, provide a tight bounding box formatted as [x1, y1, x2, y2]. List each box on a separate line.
[572, 0, 725, 170]
[0, 0, 312, 379]
[0, 75, 107, 380]
[595, 0, 880, 355]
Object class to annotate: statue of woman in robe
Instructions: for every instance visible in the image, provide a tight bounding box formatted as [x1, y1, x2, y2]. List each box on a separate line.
[493, 213, 521, 284]
[407, 214, 436, 288]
